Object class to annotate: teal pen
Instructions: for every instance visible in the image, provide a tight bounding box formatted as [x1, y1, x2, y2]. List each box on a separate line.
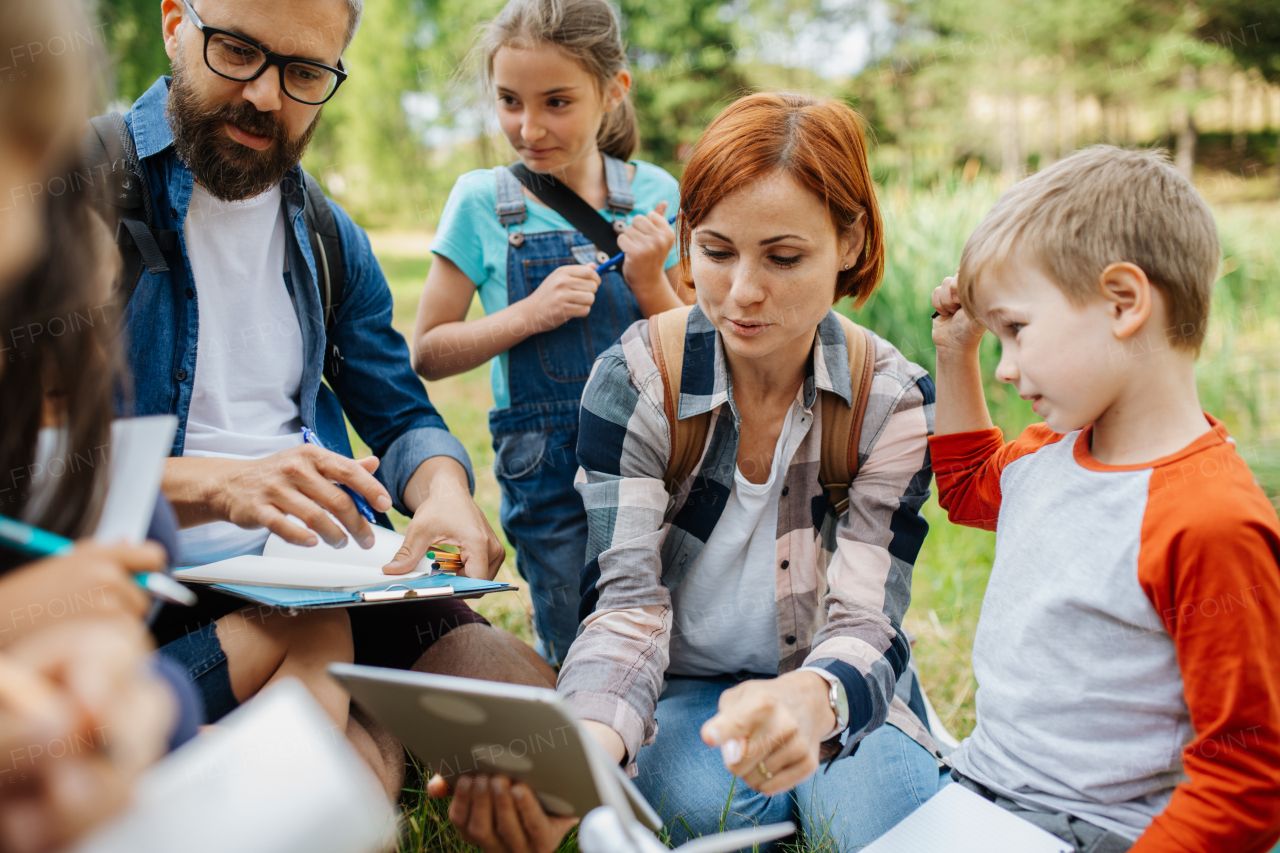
[595, 213, 679, 274]
[0, 515, 196, 607]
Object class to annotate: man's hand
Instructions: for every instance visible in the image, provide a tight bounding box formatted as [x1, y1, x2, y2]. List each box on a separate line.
[0, 618, 175, 853]
[618, 201, 675, 295]
[384, 457, 504, 578]
[700, 671, 836, 796]
[163, 445, 394, 550]
[0, 543, 164, 646]
[427, 774, 579, 853]
[931, 274, 987, 359]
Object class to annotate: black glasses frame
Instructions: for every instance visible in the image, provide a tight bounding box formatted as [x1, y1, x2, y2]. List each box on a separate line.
[181, 0, 348, 105]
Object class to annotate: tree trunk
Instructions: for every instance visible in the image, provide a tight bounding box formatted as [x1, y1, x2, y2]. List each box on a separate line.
[1175, 65, 1197, 179]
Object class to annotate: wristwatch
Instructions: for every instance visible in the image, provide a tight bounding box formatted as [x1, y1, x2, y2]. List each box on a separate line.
[798, 666, 849, 741]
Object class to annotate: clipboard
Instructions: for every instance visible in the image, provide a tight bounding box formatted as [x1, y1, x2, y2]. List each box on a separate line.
[178, 571, 516, 610]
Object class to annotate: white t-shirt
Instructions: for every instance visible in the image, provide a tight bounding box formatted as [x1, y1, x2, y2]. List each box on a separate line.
[667, 401, 805, 677]
[178, 183, 305, 566]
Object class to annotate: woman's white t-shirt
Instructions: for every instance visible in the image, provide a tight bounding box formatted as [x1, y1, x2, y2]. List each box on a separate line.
[667, 402, 805, 677]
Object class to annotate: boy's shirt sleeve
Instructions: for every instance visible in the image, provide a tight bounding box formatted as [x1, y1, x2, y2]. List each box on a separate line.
[928, 424, 1062, 531]
[1132, 446, 1280, 853]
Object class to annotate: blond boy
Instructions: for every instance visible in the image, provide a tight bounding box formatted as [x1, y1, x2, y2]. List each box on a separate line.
[929, 145, 1280, 852]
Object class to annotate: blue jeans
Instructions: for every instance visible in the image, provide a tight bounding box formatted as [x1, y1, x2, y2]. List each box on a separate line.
[492, 424, 587, 666]
[635, 675, 950, 850]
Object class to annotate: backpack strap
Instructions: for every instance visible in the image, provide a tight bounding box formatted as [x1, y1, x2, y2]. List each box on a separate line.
[301, 171, 347, 381]
[819, 314, 876, 516]
[649, 306, 710, 494]
[82, 113, 179, 308]
[651, 306, 875, 514]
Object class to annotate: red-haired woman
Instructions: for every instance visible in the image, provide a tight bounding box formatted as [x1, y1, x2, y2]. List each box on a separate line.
[438, 92, 946, 853]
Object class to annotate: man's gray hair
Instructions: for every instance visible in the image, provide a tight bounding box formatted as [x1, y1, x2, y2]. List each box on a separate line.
[343, 0, 363, 48]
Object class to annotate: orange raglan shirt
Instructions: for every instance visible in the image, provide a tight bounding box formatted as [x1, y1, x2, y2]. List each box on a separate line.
[930, 417, 1280, 852]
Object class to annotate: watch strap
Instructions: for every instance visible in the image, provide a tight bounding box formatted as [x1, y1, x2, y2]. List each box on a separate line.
[798, 666, 849, 740]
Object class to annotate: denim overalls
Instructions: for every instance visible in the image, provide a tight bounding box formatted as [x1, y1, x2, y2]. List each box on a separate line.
[489, 155, 643, 666]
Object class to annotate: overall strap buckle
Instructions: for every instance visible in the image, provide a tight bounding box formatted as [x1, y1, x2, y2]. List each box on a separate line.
[602, 154, 634, 230]
[494, 166, 527, 245]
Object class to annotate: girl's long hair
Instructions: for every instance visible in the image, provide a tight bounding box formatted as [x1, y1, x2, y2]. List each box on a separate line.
[0, 178, 124, 548]
[475, 0, 640, 161]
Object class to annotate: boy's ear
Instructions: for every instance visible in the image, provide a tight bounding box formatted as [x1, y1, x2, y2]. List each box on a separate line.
[1098, 262, 1151, 340]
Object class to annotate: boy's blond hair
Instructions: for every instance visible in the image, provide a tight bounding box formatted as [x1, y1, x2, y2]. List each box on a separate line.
[957, 145, 1220, 351]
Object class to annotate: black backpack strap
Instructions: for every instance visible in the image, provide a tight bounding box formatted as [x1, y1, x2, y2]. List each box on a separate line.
[507, 162, 622, 262]
[301, 171, 347, 380]
[81, 113, 178, 308]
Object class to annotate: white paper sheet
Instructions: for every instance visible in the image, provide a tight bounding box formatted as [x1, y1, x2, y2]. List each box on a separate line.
[71, 679, 395, 853]
[262, 519, 433, 573]
[860, 784, 1074, 853]
[93, 416, 178, 544]
[173, 554, 431, 591]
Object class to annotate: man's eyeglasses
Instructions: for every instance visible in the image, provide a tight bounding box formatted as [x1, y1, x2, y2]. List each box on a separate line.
[181, 0, 347, 105]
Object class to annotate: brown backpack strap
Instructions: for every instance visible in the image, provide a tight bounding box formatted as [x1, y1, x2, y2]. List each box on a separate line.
[820, 314, 876, 516]
[649, 306, 710, 493]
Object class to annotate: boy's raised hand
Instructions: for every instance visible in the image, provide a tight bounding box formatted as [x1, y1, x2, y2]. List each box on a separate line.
[931, 274, 987, 357]
[932, 273, 996, 436]
[520, 265, 600, 334]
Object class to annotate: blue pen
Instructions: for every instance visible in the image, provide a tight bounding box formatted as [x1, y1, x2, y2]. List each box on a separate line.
[595, 213, 679, 274]
[300, 426, 378, 523]
[0, 515, 197, 607]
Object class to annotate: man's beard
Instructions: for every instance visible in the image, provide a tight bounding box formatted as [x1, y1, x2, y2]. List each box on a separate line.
[167, 53, 320, 202]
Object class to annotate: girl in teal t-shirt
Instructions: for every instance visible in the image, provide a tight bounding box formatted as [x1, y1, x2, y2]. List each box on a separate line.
[413, 0, 686, 667]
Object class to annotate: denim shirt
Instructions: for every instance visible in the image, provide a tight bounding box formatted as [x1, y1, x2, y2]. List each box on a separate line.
[118, 78, 473, 512]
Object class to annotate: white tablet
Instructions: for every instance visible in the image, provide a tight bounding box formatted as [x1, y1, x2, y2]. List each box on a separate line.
[329, 663, 662, 831]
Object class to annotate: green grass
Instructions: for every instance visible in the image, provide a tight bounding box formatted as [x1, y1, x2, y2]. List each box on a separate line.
[362, 175, 1280, 851]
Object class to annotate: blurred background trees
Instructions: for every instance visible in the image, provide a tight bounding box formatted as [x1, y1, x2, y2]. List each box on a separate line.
[93, 0, 1280, 223]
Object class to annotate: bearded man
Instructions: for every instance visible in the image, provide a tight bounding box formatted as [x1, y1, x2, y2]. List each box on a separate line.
[114, 0, 555, 792]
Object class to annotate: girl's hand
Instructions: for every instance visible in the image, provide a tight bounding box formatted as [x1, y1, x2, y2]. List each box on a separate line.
[427, 773, 579, 853]
[0, 543, 163, 645]
[521, 265, 601, 334]
[931, 274, 987, 360]
[617, 201, 675, 297]
[0, 618, 175, 853]
[700, 671, 836, 796]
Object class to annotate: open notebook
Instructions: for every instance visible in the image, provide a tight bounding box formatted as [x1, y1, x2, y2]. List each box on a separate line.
[173, 522, 443, 591]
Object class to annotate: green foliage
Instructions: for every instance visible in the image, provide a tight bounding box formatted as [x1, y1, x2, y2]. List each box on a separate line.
[618, 0, 752, 174]
[96, 0, 172, 101]
[305, 0, 443, 226]
[1197, 1, 1280, 83]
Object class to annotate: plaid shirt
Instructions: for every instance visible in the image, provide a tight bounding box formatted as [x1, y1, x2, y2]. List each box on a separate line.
[560, 305, 940, 767]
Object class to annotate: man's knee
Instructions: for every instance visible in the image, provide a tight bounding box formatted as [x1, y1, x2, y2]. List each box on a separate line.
[412, 623, 554, 688]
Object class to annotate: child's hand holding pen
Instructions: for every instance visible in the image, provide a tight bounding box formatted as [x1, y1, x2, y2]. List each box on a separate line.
[931, 274, 986, 355]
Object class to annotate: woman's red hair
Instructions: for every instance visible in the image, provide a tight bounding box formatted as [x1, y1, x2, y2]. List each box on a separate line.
[678, 92, 884, 306]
